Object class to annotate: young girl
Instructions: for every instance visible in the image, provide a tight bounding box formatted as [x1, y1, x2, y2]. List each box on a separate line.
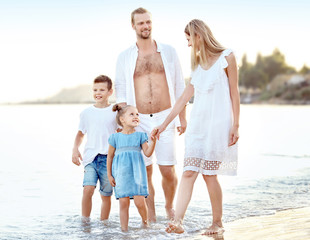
[155, 19, 240, 235]
[107, 104, 157, 231]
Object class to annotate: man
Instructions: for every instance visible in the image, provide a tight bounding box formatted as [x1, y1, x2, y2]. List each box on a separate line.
[115, 7, 186, 222]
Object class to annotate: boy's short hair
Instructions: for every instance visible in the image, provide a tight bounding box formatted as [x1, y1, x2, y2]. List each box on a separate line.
[93, 75, 112, 90]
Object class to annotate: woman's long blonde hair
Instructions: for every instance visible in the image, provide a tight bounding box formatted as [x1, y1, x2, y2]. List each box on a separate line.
[185, 19, 225, 71]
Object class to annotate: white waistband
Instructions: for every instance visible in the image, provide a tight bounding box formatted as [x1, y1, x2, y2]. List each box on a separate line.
[138, 108, 172, 119]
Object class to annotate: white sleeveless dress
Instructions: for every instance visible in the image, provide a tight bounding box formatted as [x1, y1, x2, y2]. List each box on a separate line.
[184, 49, 238, 175]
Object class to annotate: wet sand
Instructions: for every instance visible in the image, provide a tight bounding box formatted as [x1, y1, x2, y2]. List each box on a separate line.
[195, 207, 310, 240]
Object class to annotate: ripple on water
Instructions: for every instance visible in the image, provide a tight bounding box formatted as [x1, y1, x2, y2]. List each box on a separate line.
[1, 170, 310, 239]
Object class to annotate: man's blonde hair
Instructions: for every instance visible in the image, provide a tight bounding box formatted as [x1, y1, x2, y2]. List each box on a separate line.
[131, 7, 151, 25]
[185, 19, 225, 71]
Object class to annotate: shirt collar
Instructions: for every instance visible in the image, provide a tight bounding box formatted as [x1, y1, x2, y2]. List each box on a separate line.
[131, 40, 162, 53]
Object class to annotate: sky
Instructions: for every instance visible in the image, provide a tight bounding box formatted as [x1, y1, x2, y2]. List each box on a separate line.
[0, 0, 309, 103]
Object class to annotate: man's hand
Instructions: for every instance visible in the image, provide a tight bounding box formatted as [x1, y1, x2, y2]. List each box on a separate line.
[72, 149, 82, 166]
[177, 118, 187, 136]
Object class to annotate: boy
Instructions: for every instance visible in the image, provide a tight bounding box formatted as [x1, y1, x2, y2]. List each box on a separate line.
[72, 75, 117, 220]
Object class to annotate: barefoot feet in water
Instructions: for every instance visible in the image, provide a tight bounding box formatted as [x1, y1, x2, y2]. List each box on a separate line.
[165, 207, 175, 220]
[166, 220, 224, 235]
[202, 222, 224, 235]
[141, 219, 149, 229]
[148, 210, 156, 223]
[165, 221, 184, 234]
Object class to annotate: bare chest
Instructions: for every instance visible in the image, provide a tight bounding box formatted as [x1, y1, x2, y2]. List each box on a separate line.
[134, 52, 165, 77]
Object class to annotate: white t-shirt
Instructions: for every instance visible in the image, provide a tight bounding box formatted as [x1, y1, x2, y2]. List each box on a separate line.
[78, 105, 117, 166]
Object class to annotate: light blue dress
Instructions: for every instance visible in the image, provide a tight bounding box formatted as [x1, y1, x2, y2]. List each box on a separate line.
[108, 132, 149, 199]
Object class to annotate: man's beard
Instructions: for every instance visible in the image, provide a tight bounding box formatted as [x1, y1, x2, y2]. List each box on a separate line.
[137, 30, 151, 39]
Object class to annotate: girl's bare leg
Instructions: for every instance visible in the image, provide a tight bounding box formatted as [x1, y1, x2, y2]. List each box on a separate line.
[119, 197, 130, 231]
[166, 170, 199, 234]
[134, 196, 148, 227]
[100, 195, 111, 220]
[202, 175, 224, 235]
[146, 165, 156, 222]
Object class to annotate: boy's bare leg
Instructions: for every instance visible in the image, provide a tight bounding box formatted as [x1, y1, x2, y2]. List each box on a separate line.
[159, 165, 178, 220]
[146, 165, 156, 222]
[134, 196, 148, 227]
[82, 186, 95, 218]
[119, 197, 130, 231]
[202, 175, 224, 235]
[166, 170, 198, 234]
[100, 195, 111, 220]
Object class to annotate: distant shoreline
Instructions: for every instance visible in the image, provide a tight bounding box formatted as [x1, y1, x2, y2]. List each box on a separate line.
[243, 99, 310, 105]
[0, 101, 97, 105]
[1, 100, 310, 106]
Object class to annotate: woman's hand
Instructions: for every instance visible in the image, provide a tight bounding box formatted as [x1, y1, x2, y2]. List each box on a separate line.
[228, 125, 239, 146]
[154, 124, 167, 140]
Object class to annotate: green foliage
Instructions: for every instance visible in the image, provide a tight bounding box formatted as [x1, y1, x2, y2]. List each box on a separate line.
[259, 90, 273, 101]
[298, 86, 310, 100]
[299, 64, 310, 75]
[282, 88, 297, 100]
[241, 68, 268, 89]
[261, 82, 310, 102]
[274, 86, 287, 98]
[239, 49, 297, 89]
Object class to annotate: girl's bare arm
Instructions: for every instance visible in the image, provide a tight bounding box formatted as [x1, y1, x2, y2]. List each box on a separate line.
[107, 145, 116, 186]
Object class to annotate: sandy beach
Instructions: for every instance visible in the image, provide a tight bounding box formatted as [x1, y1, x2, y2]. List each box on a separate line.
[195, 207, 310, 240]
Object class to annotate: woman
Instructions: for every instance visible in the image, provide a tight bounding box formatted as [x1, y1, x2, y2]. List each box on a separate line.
[155, 19, 240, 235]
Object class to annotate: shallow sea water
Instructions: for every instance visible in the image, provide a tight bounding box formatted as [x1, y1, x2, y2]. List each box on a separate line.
[0, 104, 309, 239]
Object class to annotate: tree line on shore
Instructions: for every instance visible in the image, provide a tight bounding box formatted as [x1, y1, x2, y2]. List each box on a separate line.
[239, 48, 310, 103]
[18, 48, 310, 105]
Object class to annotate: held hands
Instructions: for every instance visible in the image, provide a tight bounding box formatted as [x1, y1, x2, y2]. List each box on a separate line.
[228, 125, 239, 146]
[72, 149, 82, 166]
[152, 124, 167, 140]
[108, 175, 116, 187]
[177, 118, 187, 136]
[152, 119, 187, 140]
[150, 128, 159, 141]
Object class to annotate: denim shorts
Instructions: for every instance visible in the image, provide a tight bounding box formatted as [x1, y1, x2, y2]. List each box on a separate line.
[83, 154, 113, 197]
